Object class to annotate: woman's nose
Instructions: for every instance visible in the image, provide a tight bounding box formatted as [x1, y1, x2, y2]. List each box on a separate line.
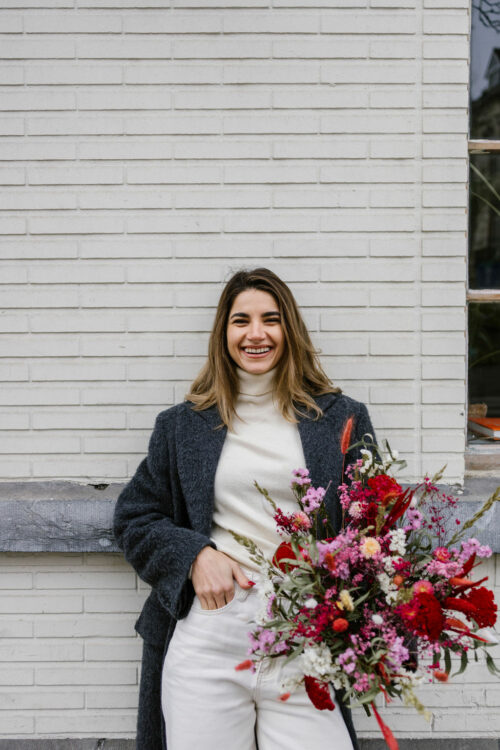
[247, 322, 265, 340]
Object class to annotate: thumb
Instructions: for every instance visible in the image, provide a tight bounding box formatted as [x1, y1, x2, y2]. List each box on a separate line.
[232, 563, 255, 589]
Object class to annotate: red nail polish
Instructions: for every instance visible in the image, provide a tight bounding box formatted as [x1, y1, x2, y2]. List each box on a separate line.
[248, 580, 255, 587]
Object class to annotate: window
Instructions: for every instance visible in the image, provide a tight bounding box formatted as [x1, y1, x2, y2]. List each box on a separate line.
[468, 2, 500, 469]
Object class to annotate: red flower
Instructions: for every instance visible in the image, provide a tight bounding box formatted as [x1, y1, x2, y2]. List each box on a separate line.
[272, 541, 302, 573]
[464, 587, 497, 628]
[433, 670, 449, 683]
[399, 592, 444, 640]
[304, 676, 335, 711]
[367, 475, 403, 506]
[332, 617, 349, 632]
[340, 416, 355, 455]
[235, 659, 253, 671]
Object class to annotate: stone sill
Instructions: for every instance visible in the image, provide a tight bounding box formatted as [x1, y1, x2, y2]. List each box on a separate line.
[0, 478, 499, 554]
[0, 740, 497, 750]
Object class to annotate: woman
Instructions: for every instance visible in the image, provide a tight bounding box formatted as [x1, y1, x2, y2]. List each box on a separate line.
[113, 267, 376, 750]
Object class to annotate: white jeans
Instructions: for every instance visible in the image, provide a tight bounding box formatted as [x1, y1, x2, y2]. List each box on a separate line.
[161, 570, 354, 750]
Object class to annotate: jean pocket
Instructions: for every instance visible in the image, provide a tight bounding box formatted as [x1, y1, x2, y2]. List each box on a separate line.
[192, 585, 242, 615]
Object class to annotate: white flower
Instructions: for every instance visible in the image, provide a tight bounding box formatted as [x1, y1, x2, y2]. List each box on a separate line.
[304, 597, 318, 609]
[301, 642, 333, 680]
[388, 528, 407, 556]
[348, 501, 363, 519]
[372, 614, 384, 626]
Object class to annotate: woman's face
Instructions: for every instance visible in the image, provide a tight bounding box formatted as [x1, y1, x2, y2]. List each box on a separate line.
[227, 288, 285, 375]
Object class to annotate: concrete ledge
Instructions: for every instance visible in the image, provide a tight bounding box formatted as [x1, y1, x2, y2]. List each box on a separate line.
[0, 478, 499, 553]
[0, 741, 497, 750]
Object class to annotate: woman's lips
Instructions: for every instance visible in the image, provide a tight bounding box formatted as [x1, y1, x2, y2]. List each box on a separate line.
[241, 347, 273, 358]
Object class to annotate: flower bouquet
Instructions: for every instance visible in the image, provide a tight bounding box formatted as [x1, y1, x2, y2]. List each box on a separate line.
[231, 419, 500, 750]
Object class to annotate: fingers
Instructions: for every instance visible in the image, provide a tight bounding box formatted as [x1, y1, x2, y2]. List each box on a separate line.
[232, 562, 255, 589]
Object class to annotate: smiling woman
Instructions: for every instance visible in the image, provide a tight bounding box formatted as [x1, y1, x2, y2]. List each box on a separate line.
[113, 267, 376, 750]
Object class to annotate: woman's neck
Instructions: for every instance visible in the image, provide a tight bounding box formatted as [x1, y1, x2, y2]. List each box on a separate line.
[236, 366, 277, 397]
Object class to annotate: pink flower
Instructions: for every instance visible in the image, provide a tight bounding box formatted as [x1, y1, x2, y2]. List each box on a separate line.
[413, 580, 434, 596]
[292, 511, 312, 531]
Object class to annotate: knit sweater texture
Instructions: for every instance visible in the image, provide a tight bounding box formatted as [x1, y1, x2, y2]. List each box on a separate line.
[211, 366, 306, 572]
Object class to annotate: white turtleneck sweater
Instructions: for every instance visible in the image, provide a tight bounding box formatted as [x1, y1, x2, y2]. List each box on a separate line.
[209, 366, 306, 573]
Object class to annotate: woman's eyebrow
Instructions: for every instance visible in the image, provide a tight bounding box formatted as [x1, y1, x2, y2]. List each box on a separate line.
[230, 311, 281, 320]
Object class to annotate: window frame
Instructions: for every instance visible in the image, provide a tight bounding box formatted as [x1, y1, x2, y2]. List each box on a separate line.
[466, 142, 500, 470]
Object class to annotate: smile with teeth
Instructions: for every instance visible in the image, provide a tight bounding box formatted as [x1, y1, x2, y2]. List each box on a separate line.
[242, 346, 272, 355]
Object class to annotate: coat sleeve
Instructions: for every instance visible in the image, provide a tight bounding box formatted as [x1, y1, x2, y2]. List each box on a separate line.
[112, 410, 215, 619]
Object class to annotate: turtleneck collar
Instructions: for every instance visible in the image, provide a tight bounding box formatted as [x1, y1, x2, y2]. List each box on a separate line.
[236, 366, 277, 397]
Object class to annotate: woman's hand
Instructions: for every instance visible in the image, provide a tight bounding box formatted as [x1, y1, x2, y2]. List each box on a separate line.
[191, 547, 254, 610]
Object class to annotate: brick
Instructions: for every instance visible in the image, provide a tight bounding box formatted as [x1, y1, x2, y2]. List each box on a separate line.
[322, 310, 417, 331]
[274, 140, 367, 159]
[77, 37, 172, 58]
[0, 641, 83, 662]
[0, 169, 25, 185]
[81, 286, 174, 308]
[370, 237, 417, 256]
[29, 215, 124, 234]
[423, 88, 468, 108]
[0, 412, 30, 428]
[32, 409, 126, 430]
[176, 188, 270, 209]
[80, 137, 172, 158]
[422, 358, 466, 380]
[78, 86, 171, 110]
[1, 37, 75, 58]
[27, 115, 123, 135]
[0, 715, 33, 733]
[80, 337, 173, 357]
[321, 114, 416, 133]
[422, 311, 465, 331]
[0, 434, 79, 453]
[422, 384, 466, 404]
[224, 212, 318, 233]
[127, 263, 228, 283]
[0, 387, 79, 406]
[421, 285, 465, 306]
[174, 140, 271, 159]
[86, 688, 139, 709]
[26, 64, 122, 84]
[423, 13, 469, 33]
[80, 240, 173, 258]
[369, 335, 417, 355]
[224, 114, 317, 134]
[29, 165, 122, 185]
[423, 39, 469, 59]
[123, 14, 221, 33]
[127, 165, 219, 184]
[1, 242, 77, 259]
[370, 89, 416, 108]
[370, 41, 417, 58]
[31, 312, 126, 332]
[31, 361, 126, 381]
[422, 407, 465, 429]
[32, 458, 127, 478]
[321, 259, 415, 282]
[370, 385, 417, 403]
[320, 212, 415, 232]
[224, 13, 319, 33]
[0, 16, 22, 31]
[0, 191, 77, 210]
[321, 13, 416, 33]
[29, 264, 124, 284]
[321, 63, 416, 84]
[0, 66, 23, 84]
[422, 188, 467, 207]
[422, 260, 465, 282]
[0, 118, 24, 135]
[274, 38, 368, 58]
[0, 595, 82, 614]
[275, 87, 367, 109]
[422, 237, 466, 256]
[0, 667, 33, 686]
[127, 214, 221, 234]
[0, 89, 75, 110]
[422, 212, 467, 232]
[0, 572, 32, 589]
[126, 64, 222, 84]
[423, 162, 467, 182]
[84, 593, 147, 613]
[36, 665, 137, 685]
[25, 14, 121, 32]
[224, 63, 319, 84]
[421, 334, 465, 356]
[35, 616, 135, 638]
[81, 385, 173, 404]
[369, 189, 415, 207]
[85, 638, 142, 660]
[174, 38, 271, 58]
[423, 62, 468, 83]
[424, 114, 468, 134]
[293, 284, 369, 307]
[176, 238, 272, 257]
[273, 188, 367, 208]
[36, 713, 136, 733]
[0, 619, 33, 637]
[35, 571, 135, 589]
[370, 286, 418, 306]
[0, 690, 84, 710]
[313, 335, 369, 355]
[225, 164, 316, 184]
[321, 164, 415, 182]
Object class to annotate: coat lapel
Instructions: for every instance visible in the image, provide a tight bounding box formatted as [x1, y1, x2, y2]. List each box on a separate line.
[175, 403, 227, 537]
[176, 392, 344, 537]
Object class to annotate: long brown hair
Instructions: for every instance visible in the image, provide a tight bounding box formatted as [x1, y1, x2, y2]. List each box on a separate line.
[186, 268, 341, 429]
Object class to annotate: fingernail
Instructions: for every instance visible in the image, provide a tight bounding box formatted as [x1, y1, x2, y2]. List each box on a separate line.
[248, 580, 255, 587]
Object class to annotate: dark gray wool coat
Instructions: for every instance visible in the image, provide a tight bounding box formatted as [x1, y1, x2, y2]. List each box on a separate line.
[112, 390, 375, 750]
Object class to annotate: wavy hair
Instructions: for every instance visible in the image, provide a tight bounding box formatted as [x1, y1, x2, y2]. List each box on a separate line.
[186, 268, 341, 429]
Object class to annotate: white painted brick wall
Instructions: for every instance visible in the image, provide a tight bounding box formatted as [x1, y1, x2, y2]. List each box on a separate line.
[0, 552, 499, 740]
[0, 0, 484, 741]
[0, 0, 468, 486]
